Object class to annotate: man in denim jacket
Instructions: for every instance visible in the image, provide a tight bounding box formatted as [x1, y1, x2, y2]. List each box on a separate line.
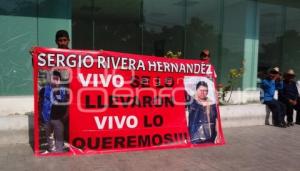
[40, 70, 68, 152]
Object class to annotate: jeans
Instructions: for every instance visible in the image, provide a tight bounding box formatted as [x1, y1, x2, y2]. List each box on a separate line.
[50, 119, 64, 152]
[44, 122, 54, 150]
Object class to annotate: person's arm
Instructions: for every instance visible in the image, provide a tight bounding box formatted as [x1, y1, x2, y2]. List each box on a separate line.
[275, 80, 283, 90]
[61, 87, 69, 122]
[277, 81, 288, 103]
[212, 104, 220, 144]
[188, 101, 198, 138]
[278, 86, 289, 104]
[185, 91, 191, 110]
[38, 87, 45, 123]
[214, 118, 221, 144]
[29, 47, 35, 67]
[291, 82, 298, 105]
[261, 79, 271, 90]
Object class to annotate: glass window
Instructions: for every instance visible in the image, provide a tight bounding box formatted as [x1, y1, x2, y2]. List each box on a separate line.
[0, 0, 37, 95]
[0, 0, 36, 17]
[282, 6, 300, 78]
[0, 0, 70, 95]
[257, 2, 284, 79]
[185, 0, 221, 60]
[94, 0, 142, 53]
[72, 0, 142, 53]
[220, 0, 247, 85]
[142, 0, 185, 56]
[72, 0, 94, 49]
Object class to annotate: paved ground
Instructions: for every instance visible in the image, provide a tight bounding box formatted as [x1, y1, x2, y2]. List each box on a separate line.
[0, 125, 299, 171]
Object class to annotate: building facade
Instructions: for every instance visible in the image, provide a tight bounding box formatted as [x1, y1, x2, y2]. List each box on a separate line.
[1, 0, 300, 96]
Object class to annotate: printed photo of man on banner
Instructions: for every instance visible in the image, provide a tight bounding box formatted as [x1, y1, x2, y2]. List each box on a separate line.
[184, 76, 221, 144]
[38, 69, 70, 154]
[32, 47, 225, 156]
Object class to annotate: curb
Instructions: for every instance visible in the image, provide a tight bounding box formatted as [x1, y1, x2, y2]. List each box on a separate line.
[0, 103, 270, 144]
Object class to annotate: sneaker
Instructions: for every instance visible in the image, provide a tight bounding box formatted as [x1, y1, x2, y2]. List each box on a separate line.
[41, 150, 50, 154]
[288, 122, 294, 126]
[47, 146, 55, 152]
[52, 148, 69, 153]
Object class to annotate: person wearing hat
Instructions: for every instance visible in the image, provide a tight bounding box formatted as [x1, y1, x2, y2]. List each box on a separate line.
[199, 49, 218, 78]
[199, 49, 210, 61]
[260, 67, 286, 128]
[279, 69, 300, 126]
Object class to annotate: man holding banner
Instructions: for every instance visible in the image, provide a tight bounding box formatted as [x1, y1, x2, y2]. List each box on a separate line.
[32, 47, 225, 156]
[32, 30, 71, 153]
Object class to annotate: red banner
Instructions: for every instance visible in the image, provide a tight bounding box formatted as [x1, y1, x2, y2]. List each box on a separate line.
[33, 47, 225, 156]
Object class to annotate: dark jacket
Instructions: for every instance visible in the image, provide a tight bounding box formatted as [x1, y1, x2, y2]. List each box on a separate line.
[40, 84, 68, 122]
[260, 78, 283, 102]
[279, 80, 299, 103]
[188, 98, 217, 144]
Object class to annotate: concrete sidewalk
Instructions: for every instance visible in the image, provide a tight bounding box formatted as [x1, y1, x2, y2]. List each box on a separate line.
[0, 125, 299, 171]
[0, 103, 272, 145]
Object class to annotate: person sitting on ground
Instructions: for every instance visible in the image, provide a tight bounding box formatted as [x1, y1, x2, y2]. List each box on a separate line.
[279, 69, 300, 126]
[260, 67, 286, 128]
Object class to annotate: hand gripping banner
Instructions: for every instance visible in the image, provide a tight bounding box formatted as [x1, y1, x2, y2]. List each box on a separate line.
[32, 47, 225, 156]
